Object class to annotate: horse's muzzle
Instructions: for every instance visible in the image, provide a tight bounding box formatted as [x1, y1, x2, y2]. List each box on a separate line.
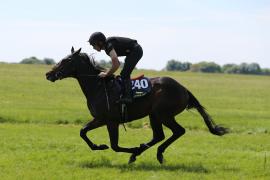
[46, 71, 57, 82]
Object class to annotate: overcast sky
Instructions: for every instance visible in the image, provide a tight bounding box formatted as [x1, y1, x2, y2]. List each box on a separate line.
[0, 0, 269, 70]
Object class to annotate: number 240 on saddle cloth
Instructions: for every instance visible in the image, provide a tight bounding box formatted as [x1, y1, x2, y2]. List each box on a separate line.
[131, 75, 151, 98]
[116, 75, 152, 99]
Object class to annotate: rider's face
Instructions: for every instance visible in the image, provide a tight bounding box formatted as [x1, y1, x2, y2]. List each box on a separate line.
[92, 44, 100, 52]
[92, 42, 102, 52]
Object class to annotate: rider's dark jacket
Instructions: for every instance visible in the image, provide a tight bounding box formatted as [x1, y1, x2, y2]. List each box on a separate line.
[104, 37, 143, 79]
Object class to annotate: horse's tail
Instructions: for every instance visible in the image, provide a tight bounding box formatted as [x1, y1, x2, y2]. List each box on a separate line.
[186, 90, 228, 136]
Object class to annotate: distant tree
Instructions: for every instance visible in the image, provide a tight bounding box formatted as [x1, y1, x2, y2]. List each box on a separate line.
[166, 60, 191, 71]
[166, 60, 178, 71]
[222, 64, 239, 74]
[43, 58, 56, 65]
[164, 59, 267, 75]
[98, 59, 112, 68]
[237, 63, 249, 74]
[181, 62, 192, 71]
[246, 63, 261, 74]
[20, 57, 44, 64]
[190, 61, 221, 73]
[236, 63, 261, 74]
[97, 59, 125, 69]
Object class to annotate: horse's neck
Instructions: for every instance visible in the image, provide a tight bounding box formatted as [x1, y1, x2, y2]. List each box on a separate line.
[76, 77, 100, 100]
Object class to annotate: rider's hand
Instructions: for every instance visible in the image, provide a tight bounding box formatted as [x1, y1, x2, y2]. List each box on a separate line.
[98, 72, 108, 78]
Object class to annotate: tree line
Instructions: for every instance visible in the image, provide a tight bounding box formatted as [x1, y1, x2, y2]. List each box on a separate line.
[19, 57, 127, 69]
[165, 60, 270, 75]
[17, 56, 270, 76]
[20, 57, 56, 65]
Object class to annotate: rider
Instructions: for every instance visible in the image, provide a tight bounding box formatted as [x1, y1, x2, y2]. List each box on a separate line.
[88, 32, 143, 104]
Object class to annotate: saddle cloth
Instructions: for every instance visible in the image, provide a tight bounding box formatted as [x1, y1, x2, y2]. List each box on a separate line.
[115, 75, 152, 99]
[130, 75, 152, 98]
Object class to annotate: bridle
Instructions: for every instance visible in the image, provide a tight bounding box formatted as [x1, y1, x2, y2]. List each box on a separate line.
[53, 53, 111, 112]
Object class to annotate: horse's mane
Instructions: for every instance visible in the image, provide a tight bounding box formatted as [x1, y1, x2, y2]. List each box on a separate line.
[80, 53, 107, 72]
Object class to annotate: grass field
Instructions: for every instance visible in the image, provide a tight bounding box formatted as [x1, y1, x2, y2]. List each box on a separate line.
[0, 63, 269, 179]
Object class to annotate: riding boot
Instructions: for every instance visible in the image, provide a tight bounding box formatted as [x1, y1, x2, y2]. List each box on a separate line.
[119, 79, 133, 104]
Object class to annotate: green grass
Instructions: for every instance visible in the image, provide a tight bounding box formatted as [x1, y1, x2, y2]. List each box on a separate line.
[0, 123, 269, 180]
[0, 64, 270, 179]
[0, 64, 89, 124]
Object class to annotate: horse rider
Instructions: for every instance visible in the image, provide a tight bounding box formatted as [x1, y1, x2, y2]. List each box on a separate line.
[88, 32, 143, 104]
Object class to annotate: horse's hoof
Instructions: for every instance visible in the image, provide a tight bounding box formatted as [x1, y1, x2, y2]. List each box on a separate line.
[92, 144, 109, 150]
[157, 152, 164, 164]
[98, 144, 109, 150]
[128, 154, 137, 164]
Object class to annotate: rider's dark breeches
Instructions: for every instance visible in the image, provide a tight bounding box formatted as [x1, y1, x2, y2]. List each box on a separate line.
[120, 44, 143, 80]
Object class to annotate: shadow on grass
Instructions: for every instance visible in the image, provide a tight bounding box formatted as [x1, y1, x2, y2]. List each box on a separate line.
[78, 157, 209, 173]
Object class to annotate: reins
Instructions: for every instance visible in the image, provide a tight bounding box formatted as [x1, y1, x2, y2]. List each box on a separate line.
[79, 74, 98, 77]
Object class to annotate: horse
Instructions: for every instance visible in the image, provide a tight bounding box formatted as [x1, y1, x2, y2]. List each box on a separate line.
[46, 47, 228, 164]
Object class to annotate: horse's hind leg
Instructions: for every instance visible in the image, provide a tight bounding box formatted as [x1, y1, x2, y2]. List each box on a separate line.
[129, 114, 165, 163]
[157, 116, 185, 164]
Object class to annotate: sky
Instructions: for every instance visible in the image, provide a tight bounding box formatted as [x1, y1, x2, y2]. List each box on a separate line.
[0, 0, 270, 70]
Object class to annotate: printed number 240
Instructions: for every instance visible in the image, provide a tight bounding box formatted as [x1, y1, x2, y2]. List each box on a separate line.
[132, 79, 149, 89]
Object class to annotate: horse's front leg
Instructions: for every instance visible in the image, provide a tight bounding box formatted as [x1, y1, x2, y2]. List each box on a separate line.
[80, 118, 109, 150]
[107, 121, 139, 155]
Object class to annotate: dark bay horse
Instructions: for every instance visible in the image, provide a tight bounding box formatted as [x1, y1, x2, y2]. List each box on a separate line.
[46, 47, 228, 164]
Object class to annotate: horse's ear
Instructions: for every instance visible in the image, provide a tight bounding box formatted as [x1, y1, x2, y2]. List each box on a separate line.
[73, 48, 81, 56]
[71, 46, 75, 53]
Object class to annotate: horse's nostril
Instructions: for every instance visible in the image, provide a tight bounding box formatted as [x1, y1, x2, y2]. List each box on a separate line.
[45, 71, 56, 82]
[46, 75, 51, 80]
